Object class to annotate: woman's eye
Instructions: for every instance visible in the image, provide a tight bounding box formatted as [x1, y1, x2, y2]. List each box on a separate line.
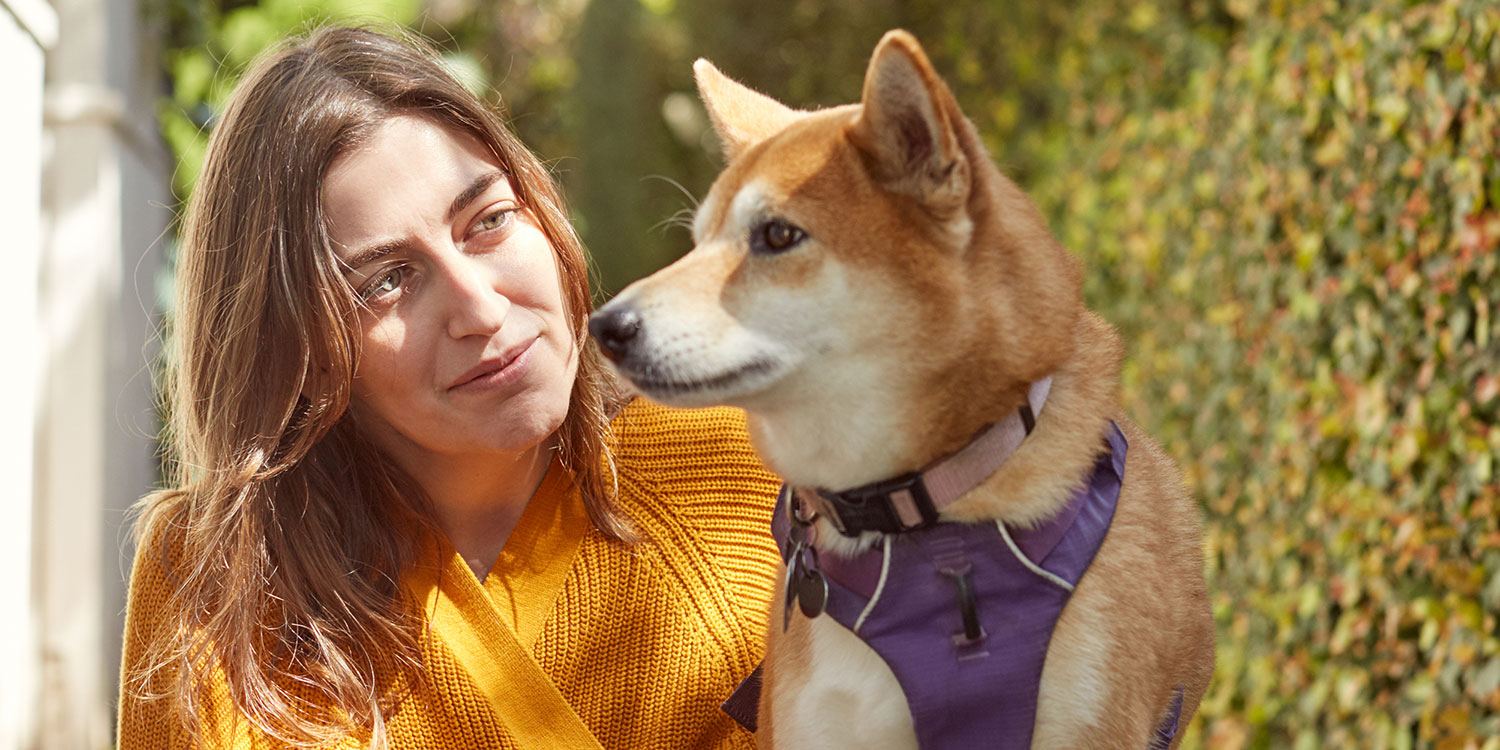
[362, 267, 405, 301]
[473, 209, 514, 234]
[751, 219, 807, 255]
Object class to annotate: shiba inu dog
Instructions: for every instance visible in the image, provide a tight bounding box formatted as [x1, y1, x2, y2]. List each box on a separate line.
[590, 30, 1214, 750]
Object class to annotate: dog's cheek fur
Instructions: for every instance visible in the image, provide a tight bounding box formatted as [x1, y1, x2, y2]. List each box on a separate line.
[726, 124, 973, 373]
[722, 233, 834, 305]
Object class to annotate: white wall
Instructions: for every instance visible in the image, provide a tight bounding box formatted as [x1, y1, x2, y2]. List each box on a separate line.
[27, 0, 169, 743]
[0, 0, 53, 744]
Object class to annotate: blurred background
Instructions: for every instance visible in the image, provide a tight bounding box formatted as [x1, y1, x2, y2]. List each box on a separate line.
[3, 0, 1497, 747]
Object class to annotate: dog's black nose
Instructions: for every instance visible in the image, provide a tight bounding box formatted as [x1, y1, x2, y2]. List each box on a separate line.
[589, 306, 642, 363]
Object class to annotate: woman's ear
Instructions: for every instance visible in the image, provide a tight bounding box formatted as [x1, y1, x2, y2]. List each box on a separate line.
[693, 59, 801, 163]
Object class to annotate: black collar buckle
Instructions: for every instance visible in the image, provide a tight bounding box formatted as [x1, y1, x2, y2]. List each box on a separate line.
[815, 471, 941, 536]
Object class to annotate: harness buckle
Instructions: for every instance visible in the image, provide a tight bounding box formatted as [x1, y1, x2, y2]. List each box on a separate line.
[816, 472, 940, 536]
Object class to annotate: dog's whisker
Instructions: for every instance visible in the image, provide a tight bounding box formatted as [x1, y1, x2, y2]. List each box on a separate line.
[649, 208, 698, 236]
[642, 174, 700, 210]
[649, 211, 692, 236]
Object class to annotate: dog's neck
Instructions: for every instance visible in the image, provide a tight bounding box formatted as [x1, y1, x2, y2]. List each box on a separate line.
[746, 311, 1122, 541]
[940, 312, 1123, 528]
[744, 367, 932, 492]
[792, 376, 1051, 537]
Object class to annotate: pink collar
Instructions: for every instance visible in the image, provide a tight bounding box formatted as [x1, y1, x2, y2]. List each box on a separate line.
[803, 377, 1053, 536]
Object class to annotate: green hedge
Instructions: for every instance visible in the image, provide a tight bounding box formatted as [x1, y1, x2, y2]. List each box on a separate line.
[1028, 1, 1500, 747]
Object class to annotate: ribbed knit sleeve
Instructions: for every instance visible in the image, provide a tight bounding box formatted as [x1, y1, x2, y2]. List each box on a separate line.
[608, 400, 782, 675]
[117, 526, 190, 750]
[118, 523, 260, 750]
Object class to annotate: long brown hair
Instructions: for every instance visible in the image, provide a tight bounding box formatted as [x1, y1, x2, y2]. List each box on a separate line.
[131, 25, 628, 747]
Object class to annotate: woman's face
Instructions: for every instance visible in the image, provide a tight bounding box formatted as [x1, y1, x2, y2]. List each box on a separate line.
[322, 114, 578, 464]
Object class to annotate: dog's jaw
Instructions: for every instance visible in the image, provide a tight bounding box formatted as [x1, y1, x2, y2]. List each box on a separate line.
[741, 358, 924, 486]
[610, 354, 785, 408]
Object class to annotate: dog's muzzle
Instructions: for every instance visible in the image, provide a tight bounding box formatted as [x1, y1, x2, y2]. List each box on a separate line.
[588, 304, 642, 363]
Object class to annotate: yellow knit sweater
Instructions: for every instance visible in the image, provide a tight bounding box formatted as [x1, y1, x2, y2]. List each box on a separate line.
[118, 401, 782, 749]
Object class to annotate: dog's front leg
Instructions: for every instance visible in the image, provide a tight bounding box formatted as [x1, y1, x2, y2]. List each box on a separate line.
[761, 601, 917, 750]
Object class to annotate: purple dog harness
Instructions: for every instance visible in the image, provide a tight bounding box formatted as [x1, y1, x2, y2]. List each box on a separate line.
[723, 382, 1184, 748]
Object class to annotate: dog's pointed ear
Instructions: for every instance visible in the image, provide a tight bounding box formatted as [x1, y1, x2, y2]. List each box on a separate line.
[694, 59, 799, 162]
[849, 30, 970, 209]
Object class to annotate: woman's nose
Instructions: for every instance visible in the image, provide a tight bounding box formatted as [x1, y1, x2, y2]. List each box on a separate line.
[441, 253, 509, 339]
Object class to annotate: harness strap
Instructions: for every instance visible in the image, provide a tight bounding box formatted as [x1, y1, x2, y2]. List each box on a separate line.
[1149, 687, 1186, 750]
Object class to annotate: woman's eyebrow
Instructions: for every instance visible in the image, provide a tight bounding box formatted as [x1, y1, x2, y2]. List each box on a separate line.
[447, 169, 507, 223]
[342, 239, 409, 272]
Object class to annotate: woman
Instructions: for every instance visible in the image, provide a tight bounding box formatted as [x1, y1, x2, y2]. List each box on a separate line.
[119, 25, 781, 749]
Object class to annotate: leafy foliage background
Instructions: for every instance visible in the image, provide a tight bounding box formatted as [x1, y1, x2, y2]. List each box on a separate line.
[154, 0, 1500, 747]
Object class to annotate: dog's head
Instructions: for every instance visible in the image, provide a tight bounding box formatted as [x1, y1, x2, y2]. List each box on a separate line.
[591, 31, 1082, 475]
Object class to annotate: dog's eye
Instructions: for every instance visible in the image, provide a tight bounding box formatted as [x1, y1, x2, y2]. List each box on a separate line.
[751, 219, 807, 254]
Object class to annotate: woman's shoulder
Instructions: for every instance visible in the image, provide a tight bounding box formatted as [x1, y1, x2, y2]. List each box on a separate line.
[606, 398, 781, 520]
[608, 398, 765, 473]
[120, 496, 202, 675]
[597, 399, 783, 663]
[126, 495, 192, 590]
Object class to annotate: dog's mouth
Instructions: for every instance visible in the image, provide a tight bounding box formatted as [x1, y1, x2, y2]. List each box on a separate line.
[617, 357, 778, 401]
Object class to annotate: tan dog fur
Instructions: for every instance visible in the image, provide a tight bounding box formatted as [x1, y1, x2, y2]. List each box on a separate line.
[594, 30, 1215, 749]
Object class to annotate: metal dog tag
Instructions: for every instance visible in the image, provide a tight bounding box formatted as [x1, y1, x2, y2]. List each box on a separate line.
[782, 492, 824, 631]
[795, 546, 828, 619]
[787, 519, 808, 548]
[797, 567, 828, 619]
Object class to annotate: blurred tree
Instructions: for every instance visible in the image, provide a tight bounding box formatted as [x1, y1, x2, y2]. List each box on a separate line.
[151, 0, 427, 200]
[569, 0, 680, 294]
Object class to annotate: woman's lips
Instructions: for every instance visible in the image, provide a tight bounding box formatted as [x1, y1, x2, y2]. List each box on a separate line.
[449, 337, 538, 392]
